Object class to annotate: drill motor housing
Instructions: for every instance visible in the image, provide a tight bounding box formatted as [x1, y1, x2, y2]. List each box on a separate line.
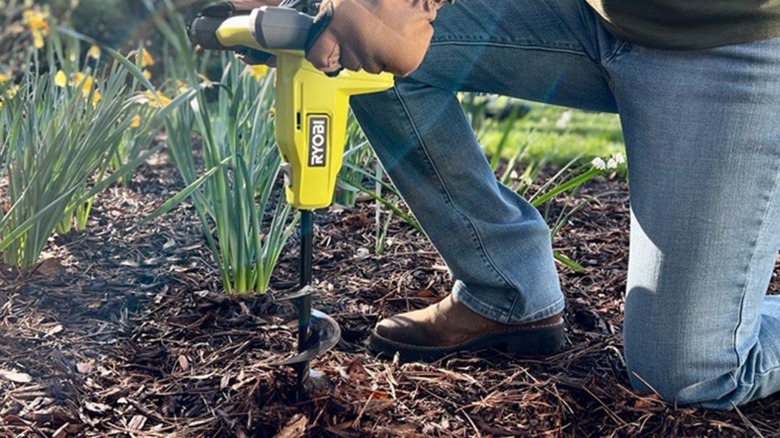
[190, 7, 394, 210]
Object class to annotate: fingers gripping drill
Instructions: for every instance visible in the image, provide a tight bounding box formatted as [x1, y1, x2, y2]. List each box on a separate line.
[190, 4, 394, 392]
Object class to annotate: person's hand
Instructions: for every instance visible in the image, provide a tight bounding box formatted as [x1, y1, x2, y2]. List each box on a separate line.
[306, 0, 451, 77]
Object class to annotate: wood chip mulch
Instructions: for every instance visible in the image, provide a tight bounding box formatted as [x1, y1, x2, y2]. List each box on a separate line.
[1, 153, 779, 437]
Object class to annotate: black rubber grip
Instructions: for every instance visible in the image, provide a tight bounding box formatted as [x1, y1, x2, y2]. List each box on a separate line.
[198, 2, 236, 19]
[190, 16, 229, 50]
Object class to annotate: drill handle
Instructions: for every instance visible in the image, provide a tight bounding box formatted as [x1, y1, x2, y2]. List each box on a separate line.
[253, 7, 314, 50]
[190, 7, 315, 54]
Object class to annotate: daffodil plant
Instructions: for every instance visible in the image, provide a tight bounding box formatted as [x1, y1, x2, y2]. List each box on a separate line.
[0, 60, 137, 267]
[135, 0, 297, 295]
[0, 25, 195, 268]
[150, 58, 297, 295]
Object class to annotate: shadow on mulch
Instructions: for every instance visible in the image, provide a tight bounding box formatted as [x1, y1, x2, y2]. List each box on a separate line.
[1, 153, 779, 437]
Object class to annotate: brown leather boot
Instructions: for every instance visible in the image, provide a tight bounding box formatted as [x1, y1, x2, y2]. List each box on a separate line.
[368, 294, 565, 362]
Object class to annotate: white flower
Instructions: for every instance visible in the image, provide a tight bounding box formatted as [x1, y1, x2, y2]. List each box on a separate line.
[555, 110, 572, 130]
[591, 157, 606, 170]
[613, 153, 625, 165]
[607, 158, 617, 169]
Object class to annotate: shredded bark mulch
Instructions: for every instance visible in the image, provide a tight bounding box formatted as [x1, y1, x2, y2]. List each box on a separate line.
[1, 153, 779, 437]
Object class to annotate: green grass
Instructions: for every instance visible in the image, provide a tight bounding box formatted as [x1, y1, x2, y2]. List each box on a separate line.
[480, 101, 625, 166]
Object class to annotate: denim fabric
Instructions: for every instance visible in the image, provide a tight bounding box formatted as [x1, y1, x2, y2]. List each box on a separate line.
[350, 0, 780, 408]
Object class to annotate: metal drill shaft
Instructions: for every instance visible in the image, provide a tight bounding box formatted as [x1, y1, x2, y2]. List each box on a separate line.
[295, 210, 314, 388]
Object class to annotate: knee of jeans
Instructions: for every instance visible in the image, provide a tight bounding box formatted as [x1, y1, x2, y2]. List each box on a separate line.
[624, 344, 742, 409]
[625, 349, 688, 405]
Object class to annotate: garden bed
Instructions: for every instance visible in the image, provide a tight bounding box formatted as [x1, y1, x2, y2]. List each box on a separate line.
[1, 152, 779, 437]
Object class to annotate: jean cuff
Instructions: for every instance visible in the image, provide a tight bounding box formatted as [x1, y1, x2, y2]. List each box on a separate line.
[453, 280, 565, 325]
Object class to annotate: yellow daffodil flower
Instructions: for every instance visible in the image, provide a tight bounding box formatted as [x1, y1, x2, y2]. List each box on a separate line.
[71, 73, 95, 97]
[56, 71, 100, 105]
[69, 72, 85, 86]
[0, 73, 9, 84]
[142, 90, 171, 109]
[176, 80, 189, 95]
[88, 44, 102, 60]
[138, 49, 155, 68]
[247, 65, 269, 81]
[54, 70, 68, 87]
[130, 114, 142, 128]
[1, 84, 19, 109]
[22, 9, 50, 49]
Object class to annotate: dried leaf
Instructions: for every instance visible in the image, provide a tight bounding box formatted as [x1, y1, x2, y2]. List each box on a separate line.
[128, 414, 147, 431]
[163, 237, 177, 250]
[84, 401, 110, 414]
[36, 258, 62, 275]
[178, 355, 189, 372]
[171, 264, 197, 273]
[346, 357, 368, 382]
[76, 362, 93, 374]
[45, 324, 64, 337]
[273, 414, 307, 438]
[176, 242, 203, 253]
[142, 257, 161, 266]
[416, 289, 436, 298]
[346, 357, 363, 374]
[369, 390, 389, 400]
[1, 370, 32, 383]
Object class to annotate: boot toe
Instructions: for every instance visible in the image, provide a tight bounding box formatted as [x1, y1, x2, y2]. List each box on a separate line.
[373, 315, 399, 339]
[374, 314, 433, 346]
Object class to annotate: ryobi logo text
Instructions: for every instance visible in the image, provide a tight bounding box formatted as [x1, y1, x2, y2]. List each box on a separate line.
[308, 115, 328, 168]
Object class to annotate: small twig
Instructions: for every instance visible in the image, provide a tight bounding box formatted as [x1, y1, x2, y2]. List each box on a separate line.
[581, 386, 627, 427]
[461, 411, 482, 438]
[732, 403, 766, 438]
[351, 392, 374, 429]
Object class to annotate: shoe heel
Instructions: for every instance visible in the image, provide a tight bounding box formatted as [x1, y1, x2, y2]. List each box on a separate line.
[505, 324, 565, 355]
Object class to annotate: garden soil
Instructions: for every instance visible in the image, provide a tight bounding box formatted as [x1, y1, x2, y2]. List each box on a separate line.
[1, 152, 779, 437]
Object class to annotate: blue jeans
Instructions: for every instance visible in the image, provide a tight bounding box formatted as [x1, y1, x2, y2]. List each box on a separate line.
[350, 0, 780, 408]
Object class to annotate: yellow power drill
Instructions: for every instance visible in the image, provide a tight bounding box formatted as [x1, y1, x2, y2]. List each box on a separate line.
[190, 4, 394, 392]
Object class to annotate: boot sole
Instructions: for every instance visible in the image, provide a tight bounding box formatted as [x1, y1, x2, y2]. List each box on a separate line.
[368, 322, 565, 363]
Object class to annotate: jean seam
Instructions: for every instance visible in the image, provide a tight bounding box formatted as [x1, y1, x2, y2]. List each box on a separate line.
[600, 39, 631, 94]
[754, 364, 780, 377]
[391, 86, 517, 299]
[732, 155, 780, 372]
[542, 0, 603, 64]
[602, 39, 632, 65]
[429, 40, 591, 60]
